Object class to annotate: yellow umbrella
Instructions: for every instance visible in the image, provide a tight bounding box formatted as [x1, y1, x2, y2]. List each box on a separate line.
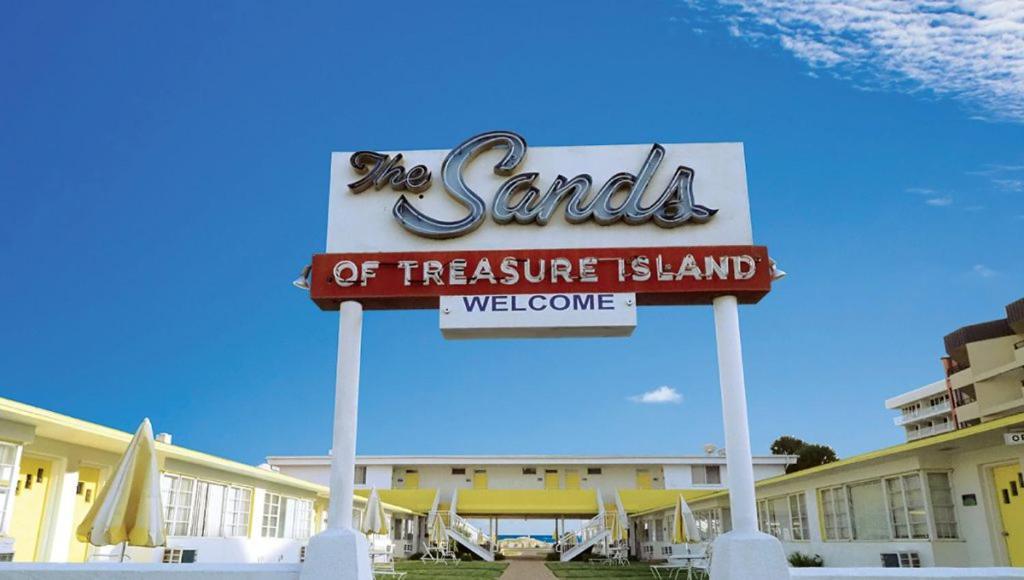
[608, 510, 629, 542]
[76, 418, 166, 557]
[360, 488, 389, 536]
[672, 494, 699, 543]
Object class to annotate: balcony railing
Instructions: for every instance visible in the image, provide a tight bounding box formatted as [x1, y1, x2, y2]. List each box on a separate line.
[893, 401, 952, 425]
[906, 421, 955, 441]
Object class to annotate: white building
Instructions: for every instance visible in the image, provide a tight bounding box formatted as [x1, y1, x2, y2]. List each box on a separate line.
[887, 297, 1024, 442]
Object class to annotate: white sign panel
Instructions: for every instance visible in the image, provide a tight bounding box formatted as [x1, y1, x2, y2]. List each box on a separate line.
[327, 131, 752, 253]
[1006, 432, 1024, 446]
[440, 293, 636, 339]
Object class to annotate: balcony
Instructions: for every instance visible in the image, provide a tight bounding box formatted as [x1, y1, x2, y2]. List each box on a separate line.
[893, 401, 952, 426]
[906, 421, 955, 441]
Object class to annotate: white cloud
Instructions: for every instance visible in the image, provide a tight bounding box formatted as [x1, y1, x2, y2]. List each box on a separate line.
[973, 264, 997, 278]
[705, 1, 1024, 123]
[925, 195, 954, 206]
[993, 178, 1024, 192]
[629, 385, 683, 404]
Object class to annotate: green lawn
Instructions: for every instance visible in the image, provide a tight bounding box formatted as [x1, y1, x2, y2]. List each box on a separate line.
[545, 562, 708, 579]
[393, 561, 509, 579]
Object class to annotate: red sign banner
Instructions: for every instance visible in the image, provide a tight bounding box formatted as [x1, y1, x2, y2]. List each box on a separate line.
[310, 246, 772, 310]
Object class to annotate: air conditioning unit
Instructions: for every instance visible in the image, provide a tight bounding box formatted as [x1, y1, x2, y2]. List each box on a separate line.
[162, 548, 197, 564]
[880, 551, 920, 568]
[0, 535, 14, 562]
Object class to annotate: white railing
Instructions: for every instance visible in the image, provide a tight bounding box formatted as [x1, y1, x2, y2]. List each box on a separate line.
[894, 401, 952, 425]
[907, 421, 955, 440]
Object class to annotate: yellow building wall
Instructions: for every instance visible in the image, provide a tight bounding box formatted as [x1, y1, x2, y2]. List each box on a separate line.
[10, 456, 53, 562]
[67, 466, 102, 562]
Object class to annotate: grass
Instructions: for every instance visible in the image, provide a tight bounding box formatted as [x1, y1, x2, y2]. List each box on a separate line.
[393, 560, 509, 579]
[545, 562, 708, 579]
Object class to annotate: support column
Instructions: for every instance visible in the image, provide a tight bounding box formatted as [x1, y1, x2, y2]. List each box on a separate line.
[301, 301, 371, 580]
[710, 295, 788, 580]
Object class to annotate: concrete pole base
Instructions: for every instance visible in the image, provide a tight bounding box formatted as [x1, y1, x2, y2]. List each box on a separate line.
[710, 530, 789, 580]
[299, 528, 371, 580]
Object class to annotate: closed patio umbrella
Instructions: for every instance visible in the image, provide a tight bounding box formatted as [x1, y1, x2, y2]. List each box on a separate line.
[672, 494, 699, 543]
[360, 488, 389, 536]
[76, 418, 166, 560]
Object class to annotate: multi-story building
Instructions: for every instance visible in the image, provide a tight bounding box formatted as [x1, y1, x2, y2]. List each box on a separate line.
[887, 297, 1023, 442]
[266, 452, 793, 561]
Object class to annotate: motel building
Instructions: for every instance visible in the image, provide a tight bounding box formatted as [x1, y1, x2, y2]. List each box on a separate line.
[0, 397, 419, 564]
[264, 452, 793, 561]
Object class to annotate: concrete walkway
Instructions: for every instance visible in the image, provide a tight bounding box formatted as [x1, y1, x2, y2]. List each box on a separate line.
[501, 559, 558, 580]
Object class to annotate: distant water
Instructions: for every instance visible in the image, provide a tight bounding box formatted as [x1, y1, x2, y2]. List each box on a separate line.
[497, 534, 555, 543]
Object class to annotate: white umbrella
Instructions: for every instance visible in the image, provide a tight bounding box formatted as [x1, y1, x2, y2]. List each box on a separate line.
[76, 418, 166, 560]
[672, 494, 699, 543]
[360, 488, 389, 536]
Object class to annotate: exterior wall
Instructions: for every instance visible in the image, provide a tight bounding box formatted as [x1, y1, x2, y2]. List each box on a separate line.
[0, 425, 375, 565]
[687, 437, 1024, 569]
[364, 466, 393, 489]
[390, 464, 669, 503]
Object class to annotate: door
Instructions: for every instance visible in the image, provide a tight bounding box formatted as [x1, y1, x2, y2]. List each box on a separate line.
[473, 470, 488, 490]
[636, 469, 652, 490]
[994, 463, 1024, 566]
[545, 470, 559, 490]
[564, 470, 581, 490]
[68, 467, 101, 562]
[10, 456, 53, 562]
[402, 470, 419, 489]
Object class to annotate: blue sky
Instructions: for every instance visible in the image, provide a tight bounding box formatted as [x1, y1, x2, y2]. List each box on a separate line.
[1, 1, 1021, 468]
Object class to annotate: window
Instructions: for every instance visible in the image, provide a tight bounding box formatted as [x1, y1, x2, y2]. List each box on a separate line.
[821, 486, 852, 540]
[0, 442, 19, 532]
[692, 465, 722, 485]
[928, 473, 958, 539]
[161, 474, 252, 538]
[757, 498, 780, 538]
[262, 493, 314, 539]
[818, 472, 955, 542]
[262, 493, 282, 538]
[692, 508, 730, 541]
[848, 480, 889, 540]
[355, 466, 367, 485]
[523, 468, 537, 475]
[451, 468, 466, 475]
[223, 486, 252, 537]
[162, 474, 196, 536]
[653, 518, 664, 542]
[587, 467, 602, 475]
[885, 474, 929, 539]
[789, 493, 809, 541]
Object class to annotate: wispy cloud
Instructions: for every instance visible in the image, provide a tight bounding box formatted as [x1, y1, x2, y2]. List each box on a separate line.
[701, 1, 1024, 123]
[973, 264, 997, 278]
[993, 178, 1024, 192]
[925, 195, 954, 207]
[629, 385, 683, 404]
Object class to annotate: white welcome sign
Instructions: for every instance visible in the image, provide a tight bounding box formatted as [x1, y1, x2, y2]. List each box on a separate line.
[440, 292, 636, 339]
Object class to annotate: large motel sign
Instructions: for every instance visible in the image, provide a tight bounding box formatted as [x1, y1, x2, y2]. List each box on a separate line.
[299, 131, 789, 580]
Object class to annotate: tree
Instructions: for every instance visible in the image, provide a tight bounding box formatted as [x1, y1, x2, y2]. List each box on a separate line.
[770, 435, 806, 456]
[771, 436, 839, 474]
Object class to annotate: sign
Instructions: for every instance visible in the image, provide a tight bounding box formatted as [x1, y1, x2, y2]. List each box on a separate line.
[440, 293, 636, 339]
[312, 131, 770, 311]
[1006, 432, 1024, 446]
[310, 245, 769, 310]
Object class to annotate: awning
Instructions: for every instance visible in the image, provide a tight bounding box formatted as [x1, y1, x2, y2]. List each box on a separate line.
[455, 489, 600, 517]
[354, 488, 433, 515]
[618, 489, 717, 516]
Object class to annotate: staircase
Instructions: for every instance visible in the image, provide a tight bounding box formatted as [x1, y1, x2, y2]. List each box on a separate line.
[443, 491, 494, 562]
[557, 512, 610, 562]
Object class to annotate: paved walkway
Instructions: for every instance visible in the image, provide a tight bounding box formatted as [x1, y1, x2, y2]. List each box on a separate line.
[501, 559, 558, 579]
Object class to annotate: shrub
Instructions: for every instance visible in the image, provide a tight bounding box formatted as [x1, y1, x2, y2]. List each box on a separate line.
[788, 552, 824, 567]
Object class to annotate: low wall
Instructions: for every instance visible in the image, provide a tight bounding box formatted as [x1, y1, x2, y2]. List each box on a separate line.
[792, 569, 1024, 579]
[0, 563, 300, 579]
